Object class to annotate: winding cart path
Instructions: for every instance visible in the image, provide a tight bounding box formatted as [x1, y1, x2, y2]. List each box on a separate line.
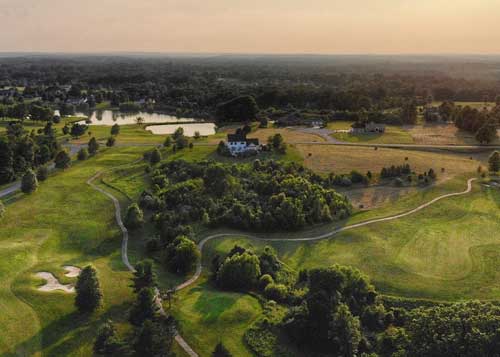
[89, 168, 476, 357]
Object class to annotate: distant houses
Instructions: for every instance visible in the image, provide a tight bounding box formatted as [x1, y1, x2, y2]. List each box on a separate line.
[350, 121, 386, 133]
[225, 132, 261, 155]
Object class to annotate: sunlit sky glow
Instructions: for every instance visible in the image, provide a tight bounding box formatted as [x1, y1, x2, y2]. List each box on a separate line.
[1, 0, 499, 54]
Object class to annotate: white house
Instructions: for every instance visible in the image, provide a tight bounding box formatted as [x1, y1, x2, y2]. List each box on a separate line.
[226, 133, 260, 155]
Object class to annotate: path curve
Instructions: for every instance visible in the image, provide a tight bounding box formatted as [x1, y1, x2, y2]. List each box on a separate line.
[176, 177, 477, 292]
[87, 166, 199, 357]
[90, 166, 475, 357]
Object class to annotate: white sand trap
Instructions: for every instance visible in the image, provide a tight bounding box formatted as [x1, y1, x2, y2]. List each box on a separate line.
[63, 265, 81, 278]
[35, 272, 75, 293]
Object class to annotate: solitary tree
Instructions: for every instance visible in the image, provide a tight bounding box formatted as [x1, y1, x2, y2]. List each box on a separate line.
[133, 260, 158, 293]
[77, 148, 89, 161]
[75, 265, 102, 313]
[88, 137, 99, 155]
[150, 148, 162, 165]
[212, 342, 232, 357]
[55, 150, 71, 169]
[194, 131, 201, 140]
[125, 203, 144, 229]
[106, 136, 116, 147]
[489, 151, 500, 173]
[21, 169, 38, 194]
[111, 123, 120, 136]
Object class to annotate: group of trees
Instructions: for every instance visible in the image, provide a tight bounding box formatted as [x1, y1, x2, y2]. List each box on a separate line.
[93, 260, 177, 356]
[0, 121, 60, 185]
[435, 102, 500, 143]
[0, 102, 54, 121]
[142, 159, 351, 233]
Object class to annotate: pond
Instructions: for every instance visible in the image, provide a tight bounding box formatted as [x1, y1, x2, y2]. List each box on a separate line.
[76, 110, 197, 126]
[146, 123, 217, 136]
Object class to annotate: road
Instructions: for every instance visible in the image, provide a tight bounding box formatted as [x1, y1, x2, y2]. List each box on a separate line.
[0, 144, 82, 199]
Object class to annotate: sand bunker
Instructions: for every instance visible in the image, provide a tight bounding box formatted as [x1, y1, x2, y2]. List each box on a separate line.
[35, 266, 81, 293]
[63, 265, 81, 277]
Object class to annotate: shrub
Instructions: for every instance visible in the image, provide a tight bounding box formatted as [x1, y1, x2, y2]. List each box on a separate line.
[110, 123, 120, 135]
[259, 274, 274, 290]
[264, 283, 288, 302]
[217, 252, 261, 290]
[21, 169, 38, 194]
[150, 148, 162, 165]
[36, 166, 49, 181]
[77, 148, 89, 161]
[55, 150, 71, 169]
[106, 136, 116, 147]
[125, 203, 144, 229]
[88, 137, 99, 155]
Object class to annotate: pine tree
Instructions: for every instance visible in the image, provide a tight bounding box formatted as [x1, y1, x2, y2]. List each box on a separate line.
[111, 123, 120, 136]
[129, 288, 157, 326]
[489, 151, 500, 173]
[212, 342, 232, 357]
[0, 139, 15, 184]
[133, 260, 158, 293]
[21, 169, 38, 194]
[55, 150, 71, 169]
[77, 148, 89, 161]
[94, 320, 123, 355]
[88, 137, 99, 155]
[150, 148, 162, 165]
[75, 265, 102, 313]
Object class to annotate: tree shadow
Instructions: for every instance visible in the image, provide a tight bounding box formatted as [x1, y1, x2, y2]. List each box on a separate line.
[8, 302, 132, 357]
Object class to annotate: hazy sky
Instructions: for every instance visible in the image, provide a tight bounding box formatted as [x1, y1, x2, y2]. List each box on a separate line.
[1, 0, 500, 54]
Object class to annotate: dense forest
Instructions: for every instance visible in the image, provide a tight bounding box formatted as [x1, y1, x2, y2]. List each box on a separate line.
[2, 55, 500, 119]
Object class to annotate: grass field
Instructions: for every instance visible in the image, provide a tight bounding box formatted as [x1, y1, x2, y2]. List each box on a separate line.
[201, 181, 500, 301]
[327, 121, 415, 144]
[0, 146, 154, 356]
[296, 143, 482, 178]
[172, 275, 262, 357]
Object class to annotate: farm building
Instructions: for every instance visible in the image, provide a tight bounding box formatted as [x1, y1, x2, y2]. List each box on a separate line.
[351, 121, 386, 133]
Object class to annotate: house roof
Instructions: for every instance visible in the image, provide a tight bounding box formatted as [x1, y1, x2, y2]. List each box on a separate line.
[227, 133, 247, 142]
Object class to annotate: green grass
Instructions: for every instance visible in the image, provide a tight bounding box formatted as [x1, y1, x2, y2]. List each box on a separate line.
[172, 276, 262, 357]
[0, 146, 155, 356]
[202, 180, 500, 302]
[329, 122, 415, 144]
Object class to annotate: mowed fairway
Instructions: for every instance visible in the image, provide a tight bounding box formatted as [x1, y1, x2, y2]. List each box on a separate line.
[296, 144, 481, 178]
[0, 146, 149, 356]
[202, 183, 500, 301]
[173, 276, 261, 357]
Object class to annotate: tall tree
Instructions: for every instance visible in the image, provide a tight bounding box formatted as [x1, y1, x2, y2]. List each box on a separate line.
[75, 265, 102, 313]
[212, 342, 232, 357]
[0, 139, 15, 184]
[129, 288, 157, 326]
[55, 150, 71, 169]
[88, 137, 99, 155]
[133, 260, 158, 293]
[21, 169, 38, 194]
[110, 123, 120, 136]
[489, 151, 500, 172]
[94, 320, 123, 355]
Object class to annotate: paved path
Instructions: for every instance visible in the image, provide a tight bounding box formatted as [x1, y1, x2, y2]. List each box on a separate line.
[176, 178, 477, 293]
[87, 166, 199, 357]
[89, 165, 475, 357]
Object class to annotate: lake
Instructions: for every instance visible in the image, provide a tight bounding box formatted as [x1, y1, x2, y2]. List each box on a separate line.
[76, 110, 197, 126]
[146, 123, 216, 136]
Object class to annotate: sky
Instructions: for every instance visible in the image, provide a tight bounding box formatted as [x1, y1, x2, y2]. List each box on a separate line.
[1, 0, 500, 54]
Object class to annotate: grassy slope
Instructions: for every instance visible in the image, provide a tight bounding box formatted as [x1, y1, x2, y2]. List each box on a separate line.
[203, 182, 500, 301]
[0, 146, 150, 356]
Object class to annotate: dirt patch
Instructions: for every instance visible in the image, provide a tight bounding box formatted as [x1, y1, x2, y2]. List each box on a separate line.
[339, 186, 418, 210]
[35, 266, 81, 293]
[403, 124, 500, 146]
